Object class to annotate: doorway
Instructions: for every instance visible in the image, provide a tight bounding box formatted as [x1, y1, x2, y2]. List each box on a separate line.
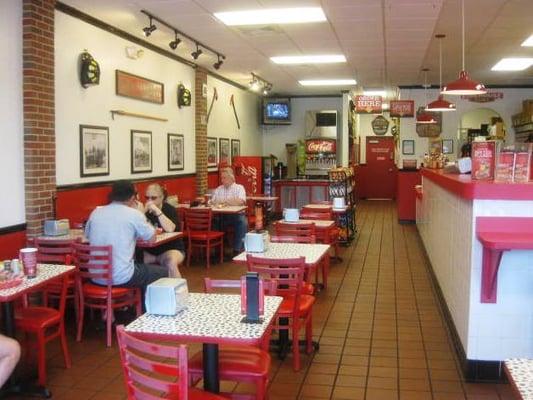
[365, 137, 396, 199]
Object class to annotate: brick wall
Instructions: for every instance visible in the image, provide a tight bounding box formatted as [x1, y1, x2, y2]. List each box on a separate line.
[195, 67, 208, 196]
[23, 0, 56, 236]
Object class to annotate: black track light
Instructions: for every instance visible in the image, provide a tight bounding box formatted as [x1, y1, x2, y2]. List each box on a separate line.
[143, 17, 156, 37]
[191, 44, 203, 60]
[169, 31, 181, 50]
[213, 55, 224, 70]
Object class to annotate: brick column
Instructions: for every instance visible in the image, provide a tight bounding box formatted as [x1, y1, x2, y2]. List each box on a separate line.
[195, 67, 208, 196]
[23, 0, 56, 236]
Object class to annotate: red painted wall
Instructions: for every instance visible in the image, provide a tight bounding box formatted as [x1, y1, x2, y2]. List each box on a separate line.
[0, 230, 27, 260]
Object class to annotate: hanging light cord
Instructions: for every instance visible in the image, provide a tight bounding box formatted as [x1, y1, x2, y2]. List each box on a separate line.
[439, 38, 442, 90]
[461, 0, 465, 71]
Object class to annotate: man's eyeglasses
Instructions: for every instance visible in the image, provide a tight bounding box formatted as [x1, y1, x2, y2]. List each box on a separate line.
[145, 195, 159, 200]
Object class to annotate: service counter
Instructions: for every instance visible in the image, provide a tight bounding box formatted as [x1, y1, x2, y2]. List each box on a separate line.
[272, 179, 329, 212]
[417, 168, 533, 380]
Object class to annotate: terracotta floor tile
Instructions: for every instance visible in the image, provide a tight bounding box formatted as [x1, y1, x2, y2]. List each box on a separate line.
[430, 368, 462, 381]
[368, 366, 398, 378]
[304, 373, 336, 386]
[399, 378, 431, 391]
[312, 353, 341, 365]
[298, 384, 332, 398]
[337, 365, 368, 377]
[367, 376, 398, 390]
[398, 358, 426, 369]
[340, 355, 369, 367]
[369, 356, 397, 368]
[335, 375, 367, 388]
[433, 393, 467, 400]
[365, 388, 399, 400]
[399, 390, 433, 400]
[431, 380, 465, 393]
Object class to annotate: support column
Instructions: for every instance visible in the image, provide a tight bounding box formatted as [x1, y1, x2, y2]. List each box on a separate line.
[23, 0, 56, 236]
[195, 67, 208, 197]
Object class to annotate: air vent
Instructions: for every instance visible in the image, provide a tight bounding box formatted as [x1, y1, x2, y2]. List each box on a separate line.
[233, 24, 284, 37]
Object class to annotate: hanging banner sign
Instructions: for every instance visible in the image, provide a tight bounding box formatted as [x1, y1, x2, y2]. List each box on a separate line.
[390, 100, 414, 117]
[355, 95, 382, 114]
[461, 91, 504, 103]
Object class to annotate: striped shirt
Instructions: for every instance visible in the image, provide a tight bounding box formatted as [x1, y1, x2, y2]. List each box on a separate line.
[212, 183, 246, 204]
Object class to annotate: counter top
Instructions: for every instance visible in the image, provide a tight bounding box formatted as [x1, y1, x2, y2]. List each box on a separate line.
[421, 168, 533, 200]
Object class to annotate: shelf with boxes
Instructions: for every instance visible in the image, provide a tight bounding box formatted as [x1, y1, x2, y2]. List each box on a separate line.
[328, 167, 356, 243]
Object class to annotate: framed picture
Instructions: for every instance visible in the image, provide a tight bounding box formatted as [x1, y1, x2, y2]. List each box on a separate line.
[131, 130, 152, 173]
[168, 133, 184, 171]
[442, 139, 454, 154]
[219, 138, 230, 165]
[207, 137, 218, 168]
[116, 70, 164, 104]
[79, 125, 109, 177]
[231, 139, 241, 161]
[402, 139, 415, 155]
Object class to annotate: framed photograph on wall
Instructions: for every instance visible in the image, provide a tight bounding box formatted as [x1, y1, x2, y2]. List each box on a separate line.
[402, 139, 415, 155]
[231, 139, 240, 161]
[131, 130, 152, 173]
[442, 139, 454, 154]
[79, 125, 109, 177]
[207, 137, 218, 168]
[219, 138, 230, 165]
[168, 133, 184, 171]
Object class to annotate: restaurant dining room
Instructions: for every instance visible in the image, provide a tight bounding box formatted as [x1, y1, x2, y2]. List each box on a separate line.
[1, 0, 533, 399]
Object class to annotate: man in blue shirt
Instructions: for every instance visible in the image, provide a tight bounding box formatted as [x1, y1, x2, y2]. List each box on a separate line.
[85, 180, 167, 297]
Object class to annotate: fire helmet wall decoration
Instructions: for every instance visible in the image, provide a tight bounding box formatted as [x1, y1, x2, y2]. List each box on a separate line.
[79, 50, 100, 88]
[178, 84, 191, 108]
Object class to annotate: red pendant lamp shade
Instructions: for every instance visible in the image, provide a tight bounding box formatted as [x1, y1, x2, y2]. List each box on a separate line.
[416, 112, 437, 124]
[441, 70, 486, 95]
[426, 95, 456, 112]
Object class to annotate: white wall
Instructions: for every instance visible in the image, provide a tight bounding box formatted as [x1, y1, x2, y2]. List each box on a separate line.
[55, 11, 196, 185]
[206, 76, 262, 163]
[461, 108, 499, 130]
[261, 97, 342, 164]
[0, 0, 25, 227]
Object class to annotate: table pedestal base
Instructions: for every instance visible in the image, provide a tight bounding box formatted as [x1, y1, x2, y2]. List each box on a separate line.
[203, 343, 219, 393]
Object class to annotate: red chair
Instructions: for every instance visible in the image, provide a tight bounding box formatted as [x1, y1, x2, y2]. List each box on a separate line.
[73, 243, 142, 347]
[15, 271, 71, 386]
[300, 208, 341, 261]
[246, 255, 315, 371]
[188, 278, 274, 400]
[185, 208, 224, 269]
[116, 325, 225, 400]
[34, 238, 78, 316]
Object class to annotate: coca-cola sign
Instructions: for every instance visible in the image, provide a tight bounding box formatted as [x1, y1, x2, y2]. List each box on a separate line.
[305, 139, 336, 154]
[355, 95, 382, 114]
[390, 100, 414, 117]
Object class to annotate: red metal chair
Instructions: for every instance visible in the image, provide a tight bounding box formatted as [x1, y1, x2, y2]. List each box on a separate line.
[185, 208, 224, 269]
[34, 238, 78, 317]
[300, 208, 341, 261]
[73, 243, 142, 347]
[116, 325, 225, 400]
[188, 278, 274, 400]
[15, 271, 71, 386]
[246, 255, 315, 371]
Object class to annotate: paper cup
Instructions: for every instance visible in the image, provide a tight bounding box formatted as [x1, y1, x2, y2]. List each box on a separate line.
[20, 247, 38, 278]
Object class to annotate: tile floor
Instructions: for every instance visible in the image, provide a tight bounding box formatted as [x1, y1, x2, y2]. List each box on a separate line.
[15, 200, 515, 399]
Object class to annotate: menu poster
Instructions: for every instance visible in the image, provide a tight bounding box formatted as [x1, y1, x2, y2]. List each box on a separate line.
[471, 141, 496, 180]
[494, 151, 515, 182]
[514, 150, 531, 183]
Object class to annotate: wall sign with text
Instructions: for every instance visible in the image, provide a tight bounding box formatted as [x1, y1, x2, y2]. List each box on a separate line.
[305, 139, 336, 154]
[390, 100, 414, 117]
[116, 70, 164, 104]
[354, 95, 382, 114]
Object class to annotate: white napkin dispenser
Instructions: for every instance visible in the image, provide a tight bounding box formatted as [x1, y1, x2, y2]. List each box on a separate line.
[145, 278, 188, 316]
[43, 219, 70, 236]
[333, 197, 346, 209]
[244, 231, 269, 253]
[283, 208, 299, 222]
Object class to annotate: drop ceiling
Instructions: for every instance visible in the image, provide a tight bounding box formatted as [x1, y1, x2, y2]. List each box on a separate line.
[60, 0, 533, 96]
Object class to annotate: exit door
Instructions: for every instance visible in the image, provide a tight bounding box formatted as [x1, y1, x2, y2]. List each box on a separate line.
[365, 137, 396, 199]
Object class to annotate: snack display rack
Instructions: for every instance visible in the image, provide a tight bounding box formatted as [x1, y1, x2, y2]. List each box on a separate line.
[328, 167, 356, 243]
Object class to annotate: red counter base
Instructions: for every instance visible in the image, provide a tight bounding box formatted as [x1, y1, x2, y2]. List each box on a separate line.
[476, 217, 533, 303]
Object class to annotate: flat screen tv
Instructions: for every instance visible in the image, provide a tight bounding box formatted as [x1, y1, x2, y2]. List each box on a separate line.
[262, 98, 291, 125]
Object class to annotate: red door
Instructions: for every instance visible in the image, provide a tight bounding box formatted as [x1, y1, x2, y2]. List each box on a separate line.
[365, 137, 396, 199]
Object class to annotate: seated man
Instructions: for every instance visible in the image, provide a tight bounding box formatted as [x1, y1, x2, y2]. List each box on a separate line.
[0, 335, 20, 388]
[85, 180, 167, 299]
[211, 167, 248, 255]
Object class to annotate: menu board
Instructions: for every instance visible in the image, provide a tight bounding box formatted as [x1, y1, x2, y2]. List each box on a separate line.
[471, 141, 496, 180]
[494, 151, 515, 182]
[514, 150, 531, 183]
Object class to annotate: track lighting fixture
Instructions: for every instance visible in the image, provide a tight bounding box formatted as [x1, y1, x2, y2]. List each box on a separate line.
[142, 17, 156, 37]
[249, 73, 273, 96]
[191, 44, 203, 60]
[169, 31, 181, 50]
[213, 54, 224, 70]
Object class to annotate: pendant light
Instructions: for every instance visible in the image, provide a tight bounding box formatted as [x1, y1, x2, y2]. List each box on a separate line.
[426, 34, 456, 111]
[417, 68, 437, 124]
[441, 0, 486, 95]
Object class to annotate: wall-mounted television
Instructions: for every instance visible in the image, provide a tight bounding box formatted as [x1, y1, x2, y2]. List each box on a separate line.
[262, 98, 291, 125]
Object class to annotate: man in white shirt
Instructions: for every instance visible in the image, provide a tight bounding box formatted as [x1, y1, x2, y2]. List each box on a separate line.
[211, 167, 247, 254]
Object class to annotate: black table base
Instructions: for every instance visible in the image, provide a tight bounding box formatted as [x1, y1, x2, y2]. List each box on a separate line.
[202, 343, 219, 393]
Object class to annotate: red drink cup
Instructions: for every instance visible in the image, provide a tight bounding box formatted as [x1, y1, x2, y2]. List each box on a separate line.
[20, 248, 38, 278]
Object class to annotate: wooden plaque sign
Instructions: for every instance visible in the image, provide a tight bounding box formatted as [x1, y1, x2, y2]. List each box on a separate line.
[116, 70, 164, 104]
[390, 100, 414, 117]
[355, 95, 382, 114]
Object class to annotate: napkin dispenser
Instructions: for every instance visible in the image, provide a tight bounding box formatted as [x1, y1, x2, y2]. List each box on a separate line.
[333, 197, 346, 209]
[244, 231, 269, 253]
[145, 278, 188, 316]
[43, 219, 70, 236]
[283, 208, 299, 222]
